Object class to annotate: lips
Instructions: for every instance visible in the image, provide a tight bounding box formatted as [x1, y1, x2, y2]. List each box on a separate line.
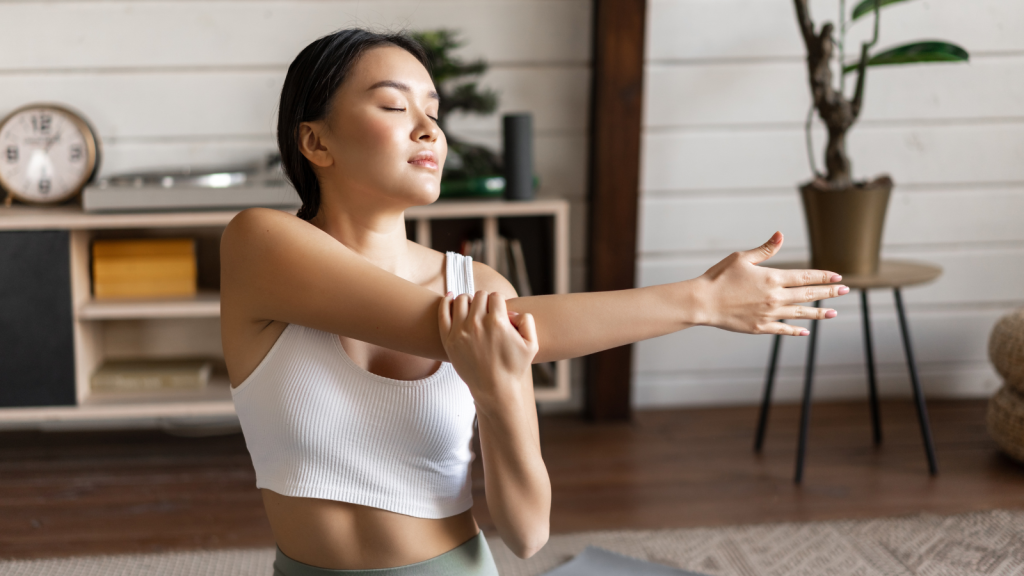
[408, 151, 438, 170]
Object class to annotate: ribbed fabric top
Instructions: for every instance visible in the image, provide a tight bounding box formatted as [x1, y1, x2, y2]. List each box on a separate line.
[231, 252, 477, 519]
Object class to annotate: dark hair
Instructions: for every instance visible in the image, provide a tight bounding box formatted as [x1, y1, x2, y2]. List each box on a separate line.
[277, 29, 430, 221]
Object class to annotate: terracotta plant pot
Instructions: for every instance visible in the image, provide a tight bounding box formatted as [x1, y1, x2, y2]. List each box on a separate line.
[800, 176, 893, 275]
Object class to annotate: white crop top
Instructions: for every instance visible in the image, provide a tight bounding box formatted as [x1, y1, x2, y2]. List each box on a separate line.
[231, 252, 477, 519]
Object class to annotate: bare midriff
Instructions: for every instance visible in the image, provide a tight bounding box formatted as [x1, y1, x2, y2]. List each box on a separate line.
[261, 489, 480, 570]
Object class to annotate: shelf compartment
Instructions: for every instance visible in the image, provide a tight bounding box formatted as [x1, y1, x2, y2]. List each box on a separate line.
[0, 377, 236, 427]
[78, 291, 220, 320]
[84, 375, 233, 406]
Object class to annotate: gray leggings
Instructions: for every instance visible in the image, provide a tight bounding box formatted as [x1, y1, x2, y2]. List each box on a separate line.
[272, 532, 500, 576]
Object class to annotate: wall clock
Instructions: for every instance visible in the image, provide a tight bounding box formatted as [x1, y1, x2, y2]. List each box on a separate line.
[0, 104, 100, 206]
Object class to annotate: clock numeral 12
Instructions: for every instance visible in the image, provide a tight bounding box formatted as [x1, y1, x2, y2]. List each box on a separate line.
[31, 114, 52, 134]
[5, 146, 16, 163]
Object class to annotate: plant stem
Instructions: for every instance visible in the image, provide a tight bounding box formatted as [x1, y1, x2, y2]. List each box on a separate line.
[805, 102, 821, 178]
[839, 0, 847, 96]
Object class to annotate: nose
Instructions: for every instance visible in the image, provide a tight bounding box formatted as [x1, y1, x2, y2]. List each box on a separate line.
[413, 111, 440, 142]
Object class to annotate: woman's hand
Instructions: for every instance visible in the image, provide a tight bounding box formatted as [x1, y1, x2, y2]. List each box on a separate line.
[694, 231, 849, 336]
[438, 290, 539, 413]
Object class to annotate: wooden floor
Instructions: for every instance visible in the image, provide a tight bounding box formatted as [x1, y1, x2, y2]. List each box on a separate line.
[1, 399, 1022, 559]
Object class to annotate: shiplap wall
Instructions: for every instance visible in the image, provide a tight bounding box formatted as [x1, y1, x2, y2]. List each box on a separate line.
[635, 0, 1024, 407]
[0, 0, 592, 407]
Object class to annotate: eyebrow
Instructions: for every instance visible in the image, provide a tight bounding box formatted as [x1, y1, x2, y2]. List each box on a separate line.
[367, 80, 440, 101]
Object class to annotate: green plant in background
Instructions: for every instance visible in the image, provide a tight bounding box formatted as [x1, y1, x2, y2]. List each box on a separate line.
[411, 29, 503, 185]
[794, 0, 969, 190]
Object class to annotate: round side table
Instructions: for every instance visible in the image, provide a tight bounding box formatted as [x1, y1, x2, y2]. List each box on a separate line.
[753, 260, 943, 483]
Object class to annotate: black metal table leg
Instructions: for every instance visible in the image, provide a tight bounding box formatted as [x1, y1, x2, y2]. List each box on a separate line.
[893, 288, 939, 476]
[754, 325, 785, 453]
[860, 290, 882, 446]
[794, 301, 820, 484]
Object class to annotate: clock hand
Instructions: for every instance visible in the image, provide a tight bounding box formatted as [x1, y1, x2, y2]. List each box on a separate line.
[46, 130, 63, 152]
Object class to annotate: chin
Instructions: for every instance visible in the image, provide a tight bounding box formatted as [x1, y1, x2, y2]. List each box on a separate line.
[390, 183, 440, 208]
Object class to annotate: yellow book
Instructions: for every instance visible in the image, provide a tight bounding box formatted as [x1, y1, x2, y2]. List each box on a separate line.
[93, 255, 197, 283]
[92, 238, 195, 259]
[94, 279, 197, 299]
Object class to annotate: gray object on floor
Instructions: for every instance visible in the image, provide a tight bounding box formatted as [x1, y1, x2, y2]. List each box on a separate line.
[539, 546, 708, 576]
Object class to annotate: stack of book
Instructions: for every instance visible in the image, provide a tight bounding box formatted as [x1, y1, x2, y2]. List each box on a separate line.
[91, 359, 212, 392]
[92, 238, 197, 298]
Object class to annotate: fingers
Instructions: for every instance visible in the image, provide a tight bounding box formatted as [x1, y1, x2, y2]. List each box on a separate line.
[778, 268, 843, 287]
[742, 231, 783, 265]
[516, 312, 539, 351]
[785, 283, 850, 304]
[764, 321, 811, 337]
[469, 290, 489, 324]
[452, 292, 471, 331]
[438, 291, 454, 337]
[486, 291, 508, 322]
[507, 310, 522, 328]
[777, 305, 838, 321]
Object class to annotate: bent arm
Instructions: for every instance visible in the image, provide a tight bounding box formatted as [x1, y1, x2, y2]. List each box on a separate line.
[437, 293, 549, 558]
[221, 209, 843, 364]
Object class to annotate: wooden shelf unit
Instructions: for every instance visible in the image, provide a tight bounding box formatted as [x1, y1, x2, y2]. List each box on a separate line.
[0, 199, 570, 429]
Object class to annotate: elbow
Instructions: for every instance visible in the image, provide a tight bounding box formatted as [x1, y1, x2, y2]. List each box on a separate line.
[507, 523, 549, 559]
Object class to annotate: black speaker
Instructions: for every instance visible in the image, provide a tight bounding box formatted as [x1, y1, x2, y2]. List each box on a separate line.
[0, 230, 76, 407]
[502, 113, 534, 200]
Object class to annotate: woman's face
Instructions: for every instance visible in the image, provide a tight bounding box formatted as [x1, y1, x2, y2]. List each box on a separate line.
[311, 45, 446, 209]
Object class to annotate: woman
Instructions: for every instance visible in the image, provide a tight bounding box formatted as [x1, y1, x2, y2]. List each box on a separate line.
[220, 29, 847, 575]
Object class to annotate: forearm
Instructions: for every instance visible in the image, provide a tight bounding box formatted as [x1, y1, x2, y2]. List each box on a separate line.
[476, 383, 550, 559]
[508, 279, 705, 364]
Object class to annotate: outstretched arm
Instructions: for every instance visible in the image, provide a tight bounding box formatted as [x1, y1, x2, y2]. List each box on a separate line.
[221, 208, 846, 364]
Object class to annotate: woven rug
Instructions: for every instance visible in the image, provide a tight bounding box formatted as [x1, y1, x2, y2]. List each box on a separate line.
[1, 510, 1021, 576]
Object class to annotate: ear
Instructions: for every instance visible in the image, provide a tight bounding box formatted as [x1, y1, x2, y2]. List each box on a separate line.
[297, 121, 334, 168]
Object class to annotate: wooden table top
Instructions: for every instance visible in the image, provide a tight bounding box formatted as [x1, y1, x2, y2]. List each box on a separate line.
[770, 260, 943, 289]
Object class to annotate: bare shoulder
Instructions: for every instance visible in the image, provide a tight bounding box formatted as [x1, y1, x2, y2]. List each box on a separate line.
[472, 261, 518, 300]
[221, 207, 304, 257]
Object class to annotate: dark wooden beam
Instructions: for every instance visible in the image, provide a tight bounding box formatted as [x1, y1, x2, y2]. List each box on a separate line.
[585, 0, 647, 421]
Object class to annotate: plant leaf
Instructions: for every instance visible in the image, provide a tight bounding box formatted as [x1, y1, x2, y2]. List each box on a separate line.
[842, 41, 969, 74]
[851, 0, 914, 22]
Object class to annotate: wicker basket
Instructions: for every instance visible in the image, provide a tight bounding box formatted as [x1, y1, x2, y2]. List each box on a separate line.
[989, 308, 1024, 393]
[987, 385, 1024, 464]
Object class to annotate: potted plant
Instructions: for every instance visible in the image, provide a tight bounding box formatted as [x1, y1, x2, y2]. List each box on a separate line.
[412, 29, 505, 198]
[793, 0, 968, 274]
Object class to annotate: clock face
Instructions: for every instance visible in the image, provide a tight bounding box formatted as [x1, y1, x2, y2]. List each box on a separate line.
[0, 106, 98, 204]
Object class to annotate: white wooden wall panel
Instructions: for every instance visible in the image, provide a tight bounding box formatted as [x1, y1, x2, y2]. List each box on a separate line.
[0, 72, 285, 139]
[635, 363, 1002, 408]
[0, 1, 591, 70]
[646, 0, 1024, 61]
[638, 0, 1023, 407]
[643, 124, 1024, 192]
[645, 56, 1024, 127]
[640, 187, 1024, 253]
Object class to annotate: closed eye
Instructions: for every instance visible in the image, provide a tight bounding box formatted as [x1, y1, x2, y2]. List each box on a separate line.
[383, 107, 439, 122]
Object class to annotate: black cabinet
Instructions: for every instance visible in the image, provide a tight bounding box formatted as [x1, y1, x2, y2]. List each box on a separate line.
[0, 230, 76, 407]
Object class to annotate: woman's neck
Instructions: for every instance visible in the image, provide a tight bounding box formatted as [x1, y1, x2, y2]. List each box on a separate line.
[311, 194, 411, 277]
